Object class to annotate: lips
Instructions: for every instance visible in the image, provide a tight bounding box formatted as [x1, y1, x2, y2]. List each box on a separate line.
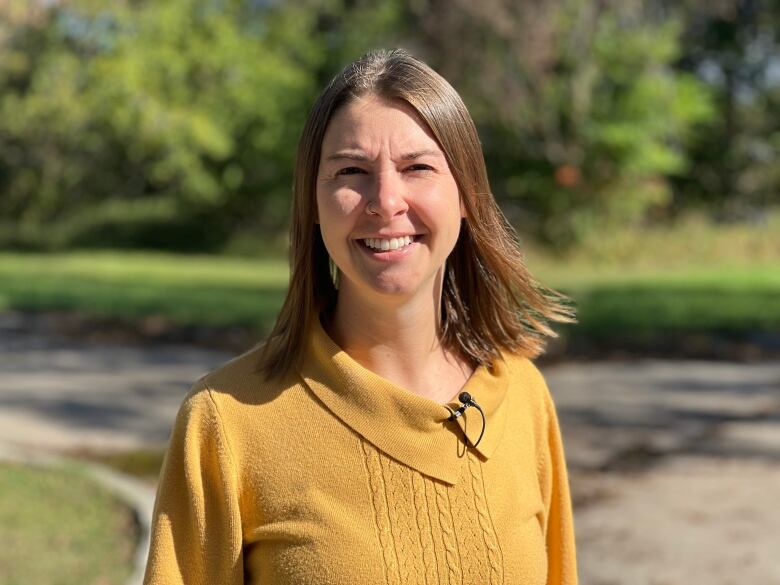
[354, 234, 422, 260]
[362, 235, 416, 251]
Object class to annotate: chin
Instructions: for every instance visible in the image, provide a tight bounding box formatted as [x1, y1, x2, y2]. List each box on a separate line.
[366, 278, 419, 298]
[339, 270, 428, 302]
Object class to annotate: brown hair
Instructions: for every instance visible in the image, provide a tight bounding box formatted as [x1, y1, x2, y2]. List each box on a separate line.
[258, 48, 575, 379]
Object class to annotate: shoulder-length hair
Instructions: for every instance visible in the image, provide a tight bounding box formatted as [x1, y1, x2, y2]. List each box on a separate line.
[258, 48, 575, 379]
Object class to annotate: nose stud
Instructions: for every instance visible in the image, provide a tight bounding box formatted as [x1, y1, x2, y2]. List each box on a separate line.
[366, 201, 379, 216]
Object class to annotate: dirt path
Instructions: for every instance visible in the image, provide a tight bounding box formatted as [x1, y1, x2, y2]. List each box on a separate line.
[3, 313, 779, 584]
[544, 361, 780, 584]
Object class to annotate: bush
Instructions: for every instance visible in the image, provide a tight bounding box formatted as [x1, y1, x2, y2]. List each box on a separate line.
[0, 197, 230, 252]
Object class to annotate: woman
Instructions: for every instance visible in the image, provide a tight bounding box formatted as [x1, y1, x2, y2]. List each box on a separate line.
[144, 48, 578, 585]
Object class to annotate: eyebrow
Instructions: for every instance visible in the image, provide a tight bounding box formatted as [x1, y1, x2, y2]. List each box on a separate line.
[324, 149, 444, 162]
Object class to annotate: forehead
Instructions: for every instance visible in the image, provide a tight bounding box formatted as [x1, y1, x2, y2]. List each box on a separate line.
[320, 96, 441, 153]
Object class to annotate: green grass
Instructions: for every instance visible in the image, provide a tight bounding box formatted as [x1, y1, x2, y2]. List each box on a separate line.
[0, 462, 135, 585]
[74, 448, 167, 483]
[0, 250, 289, 331]
[0, 230, 778, 345]
[538, 265, 780, 340]
[523, 211, 780, 340]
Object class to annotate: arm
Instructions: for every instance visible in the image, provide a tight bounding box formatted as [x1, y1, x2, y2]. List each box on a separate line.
[538, 379, 578, 585]
[143, 383, 244, 585]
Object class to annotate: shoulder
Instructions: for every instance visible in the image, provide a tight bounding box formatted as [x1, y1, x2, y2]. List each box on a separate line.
[196, 342, 300, 401]
[166, 344, 309, 472]
[498, 350, 558, 424]
[500, 351, 552, 398]
[175, 343, 304, 433]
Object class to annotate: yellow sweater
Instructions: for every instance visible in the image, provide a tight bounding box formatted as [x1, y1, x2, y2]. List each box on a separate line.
[144, 319, 578, 584]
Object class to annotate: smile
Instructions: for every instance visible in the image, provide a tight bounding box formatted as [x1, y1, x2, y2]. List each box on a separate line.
[361, 235, 416, 251]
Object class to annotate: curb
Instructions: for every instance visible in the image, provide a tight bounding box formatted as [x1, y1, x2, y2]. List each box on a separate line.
[0, 442, 155, 585]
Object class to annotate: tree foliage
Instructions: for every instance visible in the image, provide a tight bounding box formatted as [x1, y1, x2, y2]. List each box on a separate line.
[0, 0, 773, 252]
[667, 0, 779, 216]
[400, 0, 715, 245]
[0, 0, 317, 249]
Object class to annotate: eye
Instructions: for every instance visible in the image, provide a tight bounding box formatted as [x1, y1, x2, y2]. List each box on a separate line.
[406, 164, 434, 172]
[335, 166, 366, 176]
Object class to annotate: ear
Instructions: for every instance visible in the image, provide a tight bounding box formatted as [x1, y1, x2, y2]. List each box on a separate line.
[459, 196, 467, 219]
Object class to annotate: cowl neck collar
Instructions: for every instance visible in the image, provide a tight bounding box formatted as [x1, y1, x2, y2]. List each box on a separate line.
[297, 318, 510, 485]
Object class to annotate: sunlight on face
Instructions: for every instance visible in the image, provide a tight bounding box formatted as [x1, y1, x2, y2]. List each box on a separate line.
[316, 95, 464, 305]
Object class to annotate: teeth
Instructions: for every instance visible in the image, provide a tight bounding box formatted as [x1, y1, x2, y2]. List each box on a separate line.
[363, 235, 415, 251]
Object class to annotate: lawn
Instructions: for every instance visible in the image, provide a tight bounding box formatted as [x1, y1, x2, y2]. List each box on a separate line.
[0, 461, 136, 585]
[543, 264, 780, 343]
[0, 244, 777, 346]
[0, 250, 289, 330]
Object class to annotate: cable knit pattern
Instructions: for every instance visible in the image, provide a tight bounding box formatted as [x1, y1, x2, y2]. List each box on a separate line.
[361, 436, 509, 585]
[451, 454, 489, 584]
[380, 453, 423, 584]
[469, 452, 504, 584]
[412, 473, 440, 585]
[433, 480, 463, 585]
[423, 475, 450, 584]
[361, 440, 400, 584]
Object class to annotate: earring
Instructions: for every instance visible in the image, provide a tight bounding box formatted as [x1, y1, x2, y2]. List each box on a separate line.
[328, 256, 340, 290]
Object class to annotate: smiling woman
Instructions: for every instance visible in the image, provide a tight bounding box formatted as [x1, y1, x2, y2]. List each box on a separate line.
[316, 96, 464, 310]
[144, 49, 579, 585]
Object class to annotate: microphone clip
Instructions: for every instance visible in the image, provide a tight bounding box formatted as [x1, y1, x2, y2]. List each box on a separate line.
[446, 391, 486, 448]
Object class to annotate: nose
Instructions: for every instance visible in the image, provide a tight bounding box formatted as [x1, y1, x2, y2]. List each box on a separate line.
[367, 169, 408, 219]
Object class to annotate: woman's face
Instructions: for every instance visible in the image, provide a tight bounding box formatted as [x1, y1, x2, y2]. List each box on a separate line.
[316, 95, 464, 305]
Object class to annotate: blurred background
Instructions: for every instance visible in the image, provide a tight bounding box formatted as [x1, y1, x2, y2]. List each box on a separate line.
[0, 0, 777, 583]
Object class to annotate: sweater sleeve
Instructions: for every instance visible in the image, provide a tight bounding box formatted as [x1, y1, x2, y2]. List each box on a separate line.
[143, 383, 244, 585]
[538, 376, 578, 585]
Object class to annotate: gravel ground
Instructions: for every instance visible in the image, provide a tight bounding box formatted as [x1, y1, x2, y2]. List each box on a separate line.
[543, 361, 780, 585]
[571, 458, 780, 585]
[2, 312, 779, 584]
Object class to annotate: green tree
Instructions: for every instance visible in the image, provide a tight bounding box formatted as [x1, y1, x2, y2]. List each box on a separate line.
[404, 0, 715, 247]
[0, 0, 318, 249]
[0, 0, 727, 251]
[662, 0, 779, 216]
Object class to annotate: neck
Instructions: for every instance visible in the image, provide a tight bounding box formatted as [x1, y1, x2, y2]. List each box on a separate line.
[325, 278, 472, 402]
[331, 293, 441, 362]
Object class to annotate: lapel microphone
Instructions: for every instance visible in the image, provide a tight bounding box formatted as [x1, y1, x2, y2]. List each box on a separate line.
[446, 391, 486, 448]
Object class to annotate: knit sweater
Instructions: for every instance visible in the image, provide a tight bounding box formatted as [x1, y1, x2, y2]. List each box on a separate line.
[143, 318, 578, 584]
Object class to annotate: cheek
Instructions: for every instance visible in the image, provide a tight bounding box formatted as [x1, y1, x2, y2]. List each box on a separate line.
[416, 187, 463, 236]
[316, 188, 362, 240]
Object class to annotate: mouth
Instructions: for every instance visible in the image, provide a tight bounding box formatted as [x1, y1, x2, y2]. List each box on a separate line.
[359, 234, 419, 252]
